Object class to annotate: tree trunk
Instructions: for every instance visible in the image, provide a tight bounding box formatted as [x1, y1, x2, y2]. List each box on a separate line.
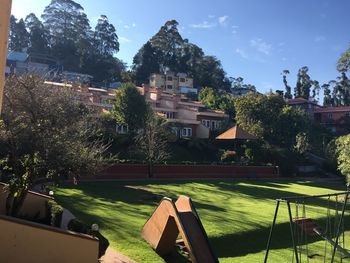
[148, 162, 153, 178]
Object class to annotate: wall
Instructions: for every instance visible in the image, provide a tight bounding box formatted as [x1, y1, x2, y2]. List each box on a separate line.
[0, 215, 99, 263]
[0, 183, 52, 219]
[96, 164, 279, 180]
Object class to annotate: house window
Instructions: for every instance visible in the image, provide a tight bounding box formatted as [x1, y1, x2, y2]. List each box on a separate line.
[167, 76, 173, 81]
[162, 111, 174, 119]
[201, 119, 211, 128]
[345, 112, 350, 117]
[180, 78, 185, 82]
[182, 128, 192, 137]
[327, 113, 333, 119]
[165, 112, 174, 119]
[116, 124, 128, 134]
[167, 85, 173, 89]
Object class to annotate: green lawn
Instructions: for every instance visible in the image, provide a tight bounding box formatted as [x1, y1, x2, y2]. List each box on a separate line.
[54, 180, 350, 263]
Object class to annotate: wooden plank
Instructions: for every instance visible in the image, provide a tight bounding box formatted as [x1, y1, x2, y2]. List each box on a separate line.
[0, 0, 12, 113]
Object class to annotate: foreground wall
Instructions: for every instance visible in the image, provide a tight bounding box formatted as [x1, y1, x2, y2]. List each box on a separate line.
[0, 183, 51, 218]
[96, 164, 279, 180]
[0, 215, 99, 263]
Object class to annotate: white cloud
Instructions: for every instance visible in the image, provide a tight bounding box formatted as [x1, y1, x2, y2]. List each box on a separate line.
[208, 14, 216, 18]
[250, 38, 272, 55]
[132, 23, 136, 27]
[231, 25, 239, 29]
[119, 36, 131, 43]
[235, 48, 249, 59]
[218, 15, 229, 26]
[314, 35, 326, 42]
[235, 47, 267, 63]
[190, 21, 216, 29]
[123, 25, 130, 29]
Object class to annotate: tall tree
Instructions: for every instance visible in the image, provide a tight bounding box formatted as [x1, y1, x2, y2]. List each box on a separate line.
[94, 15, 119, 56]
[42, 0, 92, 70]
[132, 20, 231, 90]
[295, 66, 312, 99]
[133, 41, 161, 85]
[25, 13, 50, 54]
[112, 83, 148, 133]
[337, 46, 350, 73]
[322, 83, 333, 106]
[282, 70, 292, 99]
[8, 16, 29, 52]
[42, 0, 91, 44]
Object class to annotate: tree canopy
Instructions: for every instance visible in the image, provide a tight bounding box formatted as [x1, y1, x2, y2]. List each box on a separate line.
[8, 0, 124, 84]
[132, 20, 231, 90]
[0, 75, 107, 216]
[112, 83, 148, 133]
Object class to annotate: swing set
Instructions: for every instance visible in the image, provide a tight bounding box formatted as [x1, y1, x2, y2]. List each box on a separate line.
[264, 191, 350, 263]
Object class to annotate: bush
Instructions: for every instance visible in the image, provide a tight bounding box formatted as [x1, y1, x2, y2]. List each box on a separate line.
[47, 200, 64, 227]
[220, 150, 236, 162]
[67, 218, 89, 233]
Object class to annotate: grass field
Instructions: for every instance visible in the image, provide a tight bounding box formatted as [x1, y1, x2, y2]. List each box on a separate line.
[54, 180, 350, 262]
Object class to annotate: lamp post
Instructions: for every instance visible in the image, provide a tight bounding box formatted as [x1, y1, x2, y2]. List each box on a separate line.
[0, 0, 12, 113]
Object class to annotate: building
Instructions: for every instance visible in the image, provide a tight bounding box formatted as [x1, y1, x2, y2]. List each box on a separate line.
[313, 106, 350, 134]
[149, 72, 197, 95]
[287, 98, 350, 134]
[140, 85, 228, 138]
[45, 81, 116, 113]
[6, 51, 63, 78]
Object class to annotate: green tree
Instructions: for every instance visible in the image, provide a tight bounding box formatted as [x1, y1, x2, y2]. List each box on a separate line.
[94, 15, 119, 56]
[8, 16, 29, 52]
[132, 20, 230, 90]
[336, 134, 350, 185]
[234, 93, 310, 147]
[337, 46, 350, 73]
[42, 0, 91, 44]
[112, 83, 148, 133]
[25, 13, 50, 54]
[133, 41, 161, 85]
[42, 0, 92, 70]
[295, 66, 313, 99]
[282, 70, 292, 99]
[198, 87, 218, 109]
[0, 75, 107, 217]
[198, 87, 235, 120]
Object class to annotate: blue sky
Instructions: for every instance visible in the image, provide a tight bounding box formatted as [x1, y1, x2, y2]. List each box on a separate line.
[11, 0, 350, 94]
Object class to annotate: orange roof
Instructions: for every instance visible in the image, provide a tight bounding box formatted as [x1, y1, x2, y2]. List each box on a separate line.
[314, 106, 350, 113]
[216, 125, 257, 140]
[287, 98, 320, 106]
[287, 98, 308, 103]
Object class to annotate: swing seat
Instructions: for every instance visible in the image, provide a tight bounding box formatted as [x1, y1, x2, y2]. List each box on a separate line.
[294, 217, 350, 258]
[294, 217, 322, 236]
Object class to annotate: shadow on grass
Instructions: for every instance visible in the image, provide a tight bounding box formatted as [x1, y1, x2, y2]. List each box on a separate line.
[210, 214, 350, 259]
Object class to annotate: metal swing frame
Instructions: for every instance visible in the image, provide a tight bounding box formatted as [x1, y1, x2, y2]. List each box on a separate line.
[264, 191, 350, 263]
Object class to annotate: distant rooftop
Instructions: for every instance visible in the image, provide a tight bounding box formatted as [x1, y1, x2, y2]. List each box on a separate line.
[7, 51, 28, 62]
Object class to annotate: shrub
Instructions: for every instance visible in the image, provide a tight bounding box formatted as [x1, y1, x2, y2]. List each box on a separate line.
[47, 200, 64, 227]
[67, 218, 89, 233]
[221, 150, 236, 162]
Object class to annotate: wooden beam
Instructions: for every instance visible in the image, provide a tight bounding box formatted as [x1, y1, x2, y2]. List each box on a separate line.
[0, 0, 12, 113]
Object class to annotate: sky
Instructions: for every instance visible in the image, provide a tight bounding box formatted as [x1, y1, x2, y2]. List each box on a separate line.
[11, 0, 350, 94]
